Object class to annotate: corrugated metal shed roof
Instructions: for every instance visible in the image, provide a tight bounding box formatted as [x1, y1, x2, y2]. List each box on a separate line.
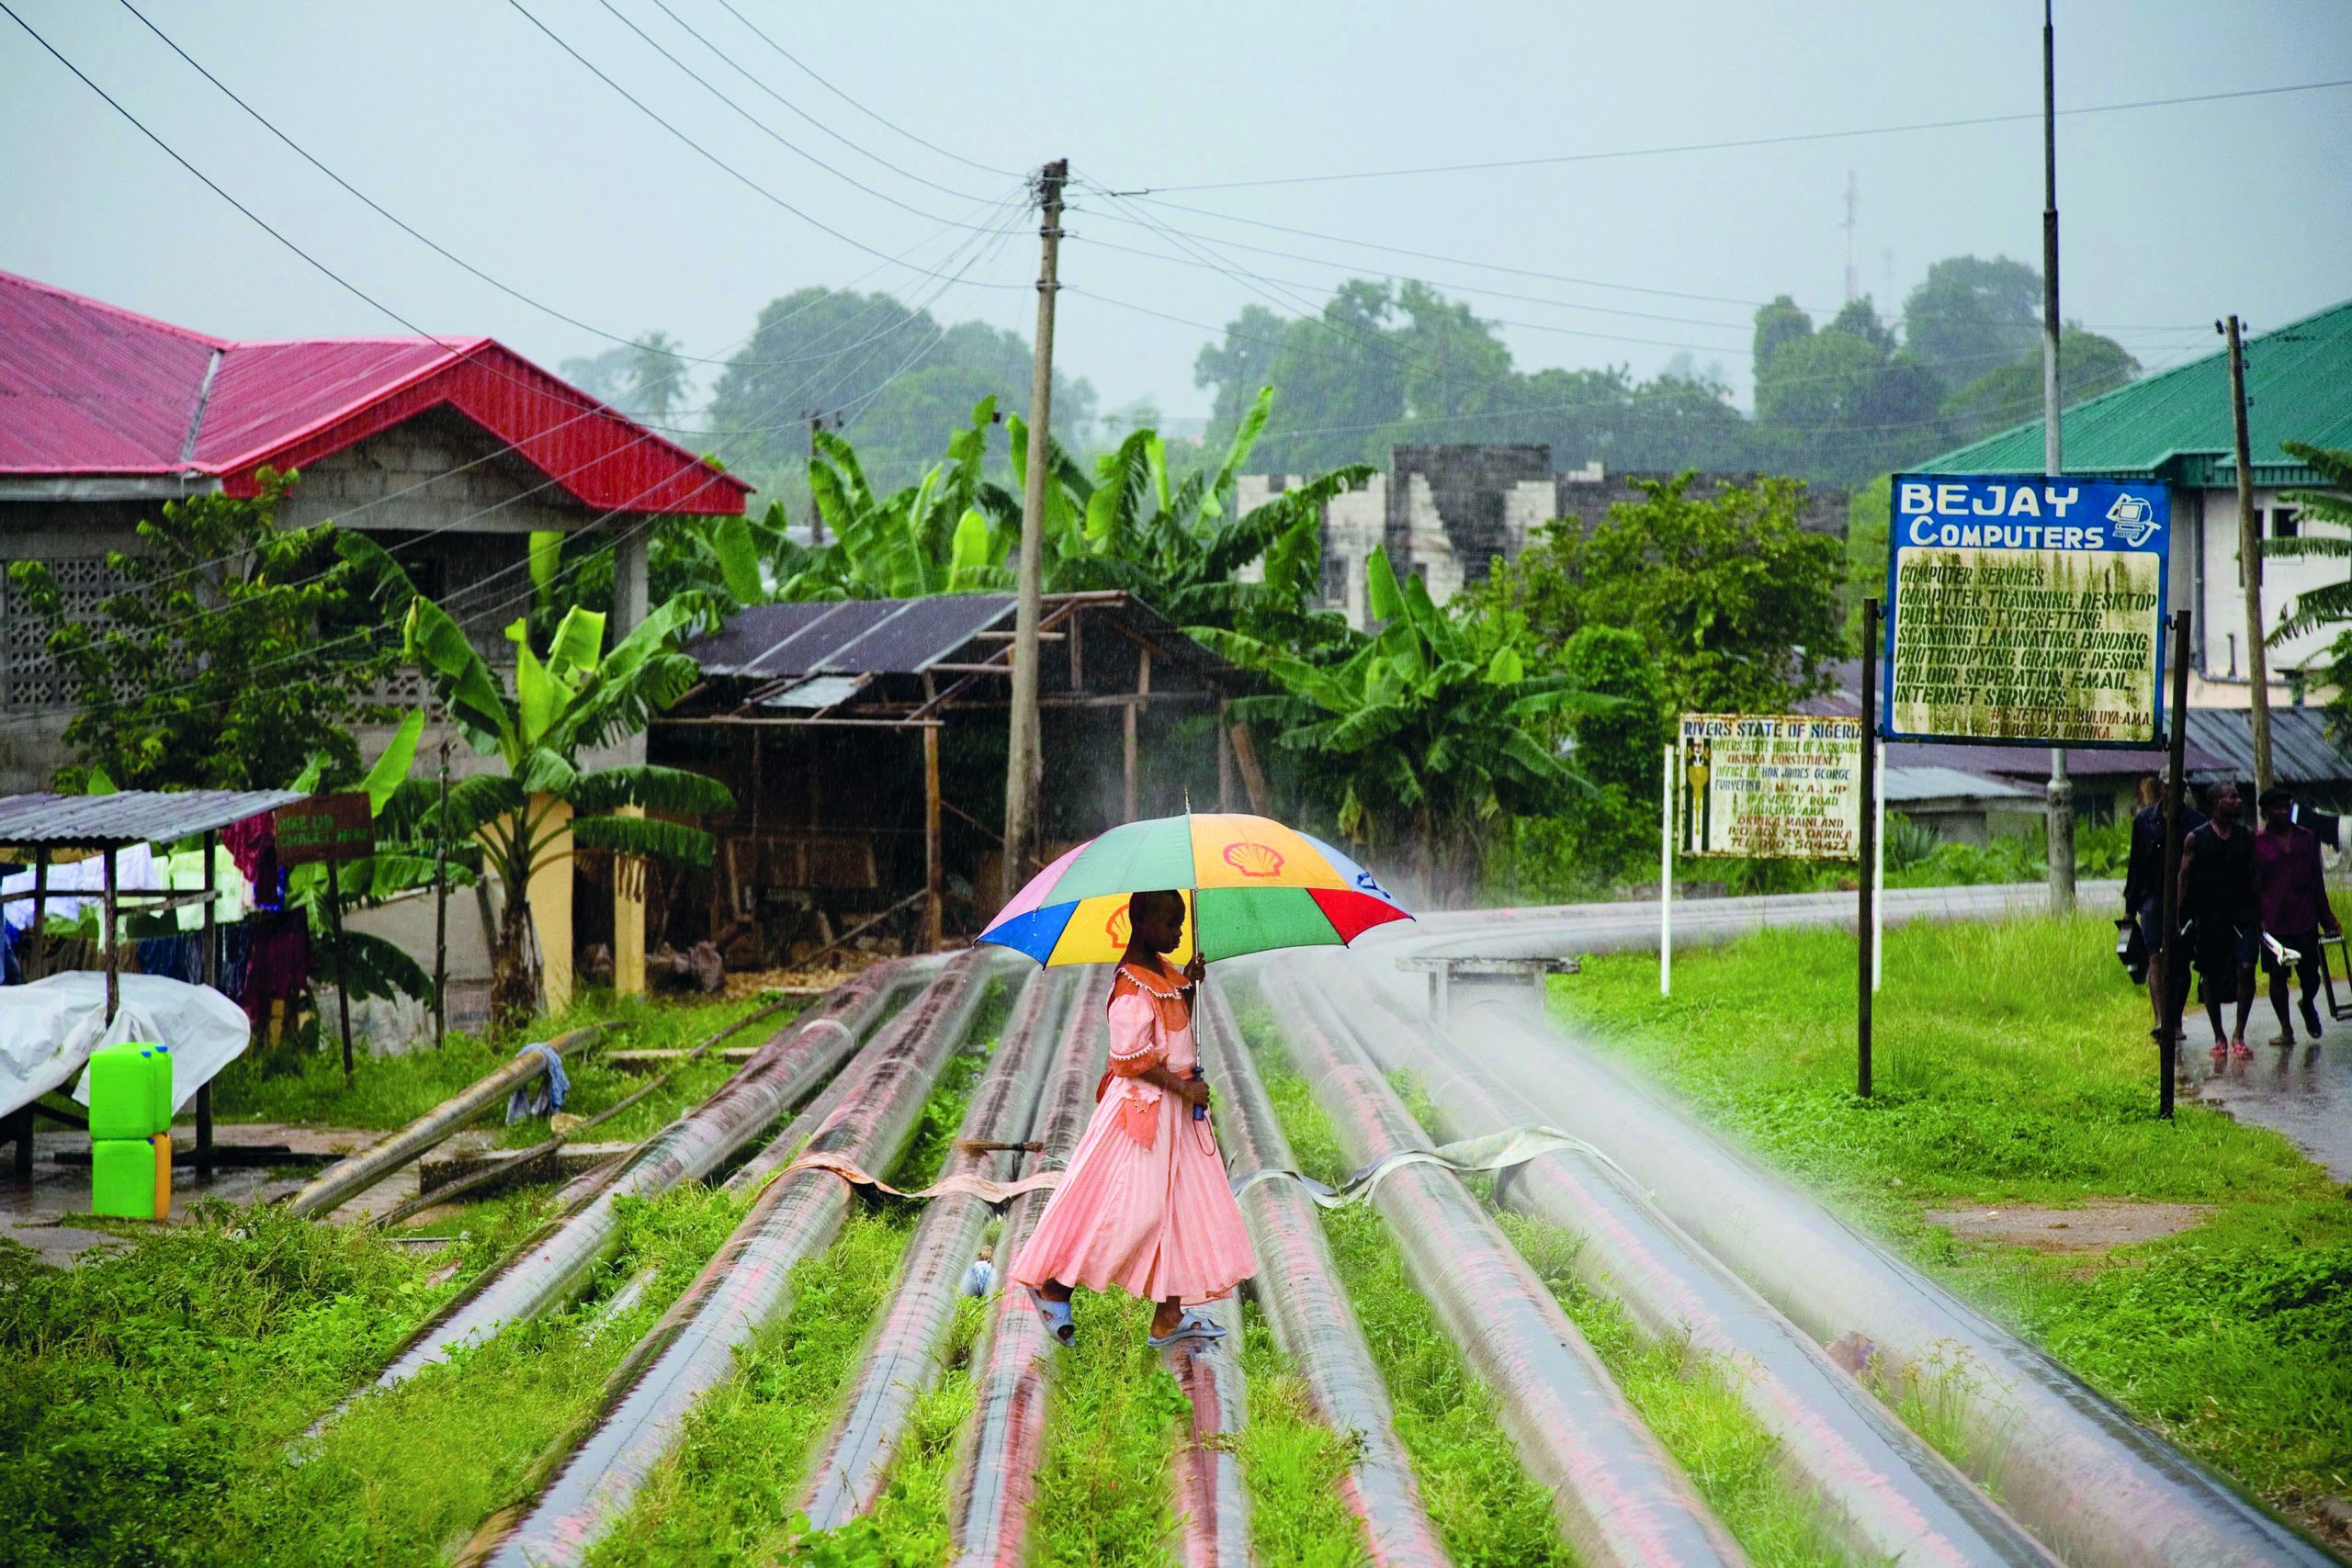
[685, 596, 1016, 679]
[0, 789, 307, 850]
[0, 269, 748, 515]
[1917, 298, 2352, 487]
[2184, 706, 2352, 787]
[1883, 765, 2032, 804]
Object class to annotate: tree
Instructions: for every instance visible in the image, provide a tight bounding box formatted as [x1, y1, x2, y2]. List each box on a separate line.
[2264, 441, 2352, 746]
[706, 288, 1094, 496]
[1202, 547, 1598, 904]
[1753, 297, 1946, 484]
[6, 470, 397, 791]
[1939, 327, 2140, 443]
[1496, 471, 1844, 715]
[772, 399, 1015, 600]
[1902, 256, 2042, 391]
[626, 332, 689, 426]
[1752, 294, 1813, 375]
[1024, 388, 1372, 643]
[345, 537, 734, 1024]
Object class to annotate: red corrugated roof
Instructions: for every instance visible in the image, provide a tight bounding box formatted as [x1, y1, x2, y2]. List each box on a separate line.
[0, 269, 748, 515]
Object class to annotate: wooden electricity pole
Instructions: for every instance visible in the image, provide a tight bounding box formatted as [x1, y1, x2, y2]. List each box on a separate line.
[1001, 158, 1068, 904]
[2041, 0, 2075, 914]
[2223, 314, 2273, 794]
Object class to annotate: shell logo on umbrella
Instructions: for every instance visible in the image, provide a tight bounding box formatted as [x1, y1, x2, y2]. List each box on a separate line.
[1221, 840, 1285, 878]
[979, 812, 1408, 967]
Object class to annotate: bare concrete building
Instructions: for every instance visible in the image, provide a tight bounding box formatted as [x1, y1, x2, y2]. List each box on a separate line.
[1240, 445, 1844, 629]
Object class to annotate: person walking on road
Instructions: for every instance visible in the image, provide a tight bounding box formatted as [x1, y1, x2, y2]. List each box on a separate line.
[2177, 783, 2261, 1058]
[2255, 785, 2339, 1047]
[1012, 889, 1257, 1348]
[2125, 771, 2205, 1042]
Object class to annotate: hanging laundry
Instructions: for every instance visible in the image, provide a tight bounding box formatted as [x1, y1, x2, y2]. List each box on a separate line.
[0, 845, 161, 938]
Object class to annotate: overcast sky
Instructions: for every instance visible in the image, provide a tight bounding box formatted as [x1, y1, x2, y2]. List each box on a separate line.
[6, 0, 2348, 442]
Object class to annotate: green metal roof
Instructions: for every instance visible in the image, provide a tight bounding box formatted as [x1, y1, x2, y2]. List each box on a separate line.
[1917, 297, 2352, 488]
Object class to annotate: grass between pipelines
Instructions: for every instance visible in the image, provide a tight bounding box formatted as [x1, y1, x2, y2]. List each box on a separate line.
[1551, 911, 2352, 1546]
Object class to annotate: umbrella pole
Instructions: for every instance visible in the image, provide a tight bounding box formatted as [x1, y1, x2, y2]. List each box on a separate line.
[104, 845, 119, 1026]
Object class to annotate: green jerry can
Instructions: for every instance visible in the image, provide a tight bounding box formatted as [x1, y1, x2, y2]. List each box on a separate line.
[87, 1043, 163, 1142]
[92, 1138, 156, 1219]
[149, 1044, 175, 1132]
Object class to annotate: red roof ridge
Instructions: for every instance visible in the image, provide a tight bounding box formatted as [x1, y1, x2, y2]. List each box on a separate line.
[0, 266, 229, 348]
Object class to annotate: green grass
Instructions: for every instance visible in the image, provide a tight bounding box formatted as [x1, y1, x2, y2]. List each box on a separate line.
[208, 991, 778, 1149]
[587, 1010, 1005, 1564]
[1248, 1025, 1571, 1568]
[1496, 1213, 1846, 1568]
[1233, 1321, 1371, 1568]
[586, 1209, 918, 1566]
[0, 1181, 745, 1568]
[1024, 1289, 1192, 1568]
[1553, 911, 2352, 1543]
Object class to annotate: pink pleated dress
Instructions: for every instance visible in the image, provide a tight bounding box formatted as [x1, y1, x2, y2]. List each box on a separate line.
[1012, 957, 1257, 1306]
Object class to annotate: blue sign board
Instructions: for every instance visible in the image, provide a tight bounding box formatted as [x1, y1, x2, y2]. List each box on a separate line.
[1883, 475, 2169, 747]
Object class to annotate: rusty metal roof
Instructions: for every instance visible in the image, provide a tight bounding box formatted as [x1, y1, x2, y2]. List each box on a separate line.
[0, 789, 307, 850]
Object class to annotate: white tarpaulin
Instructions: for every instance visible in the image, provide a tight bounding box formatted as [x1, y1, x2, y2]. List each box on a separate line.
[0, 972, 251, 1120]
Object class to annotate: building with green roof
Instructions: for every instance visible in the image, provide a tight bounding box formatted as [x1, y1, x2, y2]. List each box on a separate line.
[1917, 299, 2351, 708]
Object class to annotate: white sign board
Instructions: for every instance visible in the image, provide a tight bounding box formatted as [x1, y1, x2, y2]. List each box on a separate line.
[1678, 714, 1863, 860]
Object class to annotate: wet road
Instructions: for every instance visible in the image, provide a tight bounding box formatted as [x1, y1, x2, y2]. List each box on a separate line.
[2177, 1026, 2352, 1180]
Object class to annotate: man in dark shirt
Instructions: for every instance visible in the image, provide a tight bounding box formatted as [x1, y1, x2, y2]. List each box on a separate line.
[2177, 782, 2259, 1057]
[2255, 785, 2340, 1045]
[2123, 772, 2206, 1040]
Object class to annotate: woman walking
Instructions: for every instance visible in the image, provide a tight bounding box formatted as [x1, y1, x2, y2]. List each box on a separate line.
[1012, 889, 1256, 1347]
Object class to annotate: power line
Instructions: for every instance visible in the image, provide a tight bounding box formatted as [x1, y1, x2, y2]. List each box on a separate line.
[704, 0, 1017, 178]
[582, 0, 1004, 227]
[504, 0, 1026, 286]
[636, 0, 995, 203]
[1123, 76, 2352, 193]
[1100, 187, 2196, 332]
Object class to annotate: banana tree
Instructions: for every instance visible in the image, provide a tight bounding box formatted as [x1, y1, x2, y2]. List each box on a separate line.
[344, 536, 734, 1022]
[1019, 388, 1369, 641]
[1199, 547, 1601, 904]
[772, 399, 1014, 600]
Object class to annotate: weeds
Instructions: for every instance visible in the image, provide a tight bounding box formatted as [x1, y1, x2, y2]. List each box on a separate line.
[1029, 1288, 1189, 1568]
[1233, 1322, 1370, 1568]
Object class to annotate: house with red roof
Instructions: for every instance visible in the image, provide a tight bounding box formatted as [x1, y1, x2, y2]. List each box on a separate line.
[0, 267, 749, 792]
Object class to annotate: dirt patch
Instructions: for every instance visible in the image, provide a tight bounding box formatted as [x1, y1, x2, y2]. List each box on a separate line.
[1924, 1201, 2214, 1252]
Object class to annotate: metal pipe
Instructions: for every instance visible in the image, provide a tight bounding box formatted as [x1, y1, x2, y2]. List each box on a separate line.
[1159, 984, 1249, 1568]
[285, 1025, 607, 1219]
[798, 968, 1073, 1529]
[474, 951, 998, 1568]
[1262, 970, 1747, 1568]
[1414, 987, 2332, 1568]
[1324, 965, 2055, 1568]
[1194, 979, 1449, 1568]
[358, 965, 910, 1397]
[949, 970, 1111, 1568]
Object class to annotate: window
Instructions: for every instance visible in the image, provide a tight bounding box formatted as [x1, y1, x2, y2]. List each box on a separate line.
[2271, 506, 2300, 539]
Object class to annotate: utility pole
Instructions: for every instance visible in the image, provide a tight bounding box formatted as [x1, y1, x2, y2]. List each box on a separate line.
[1001, 158, 1067, 905]
[803, 411, 832, 544]
[2222, 313, 2273, 794]
[2041, 0, 2075, 914]
[1841, 170, 1859, 305]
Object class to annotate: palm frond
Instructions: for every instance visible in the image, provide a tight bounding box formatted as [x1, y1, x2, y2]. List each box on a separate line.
[568, 763, 735, 817]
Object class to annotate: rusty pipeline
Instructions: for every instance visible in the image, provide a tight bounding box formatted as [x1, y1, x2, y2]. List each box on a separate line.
[797, 967, 1075, 1530]
[947, 969, 1111, 1568]
[468, 950, 998, 1568]
[1261, 968, 1747, 1568]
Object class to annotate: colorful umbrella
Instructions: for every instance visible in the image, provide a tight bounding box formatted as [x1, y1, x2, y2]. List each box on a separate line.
[978, 812, 1412, 966]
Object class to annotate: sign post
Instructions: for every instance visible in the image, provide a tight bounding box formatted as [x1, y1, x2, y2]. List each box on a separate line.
[276, 794, 374, 1080]
[1660, 742, 1675, 997]
[1860, 600, 1880, 1098]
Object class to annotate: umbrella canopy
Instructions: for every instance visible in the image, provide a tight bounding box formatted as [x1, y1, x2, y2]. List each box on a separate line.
[978, 812, 1412, 966]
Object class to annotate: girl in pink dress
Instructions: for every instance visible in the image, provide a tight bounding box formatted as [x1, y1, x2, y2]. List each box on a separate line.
[1012, 890, 1257, 1346]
